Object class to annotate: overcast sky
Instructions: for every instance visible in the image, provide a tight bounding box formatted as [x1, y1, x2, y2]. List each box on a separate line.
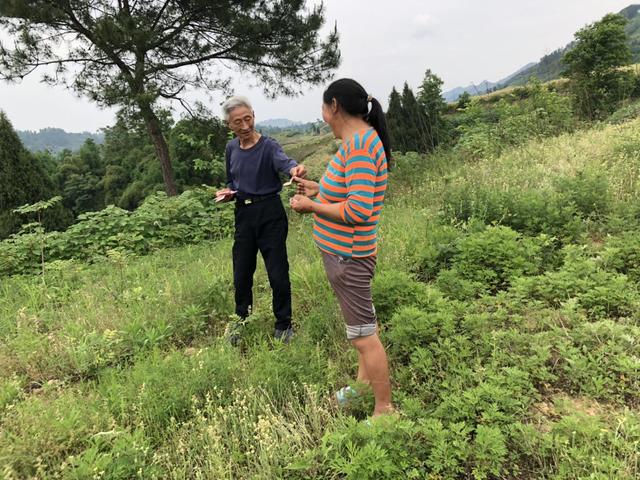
[0, 0, 635, 132]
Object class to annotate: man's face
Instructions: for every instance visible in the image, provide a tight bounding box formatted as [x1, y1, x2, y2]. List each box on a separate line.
[227, 106, 255, 141]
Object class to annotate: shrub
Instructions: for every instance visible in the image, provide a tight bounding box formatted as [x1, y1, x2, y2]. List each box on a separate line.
[435, 226, 546, 299]
[510, 245, 639, 319]
[441, 182, 594, 242]
[601, 231, 640, 283]
[372, 270, 427, 322]
[455, 80, 574, 160]
[0, 188, 234, 276]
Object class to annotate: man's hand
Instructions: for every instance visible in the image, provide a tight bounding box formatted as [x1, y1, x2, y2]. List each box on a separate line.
[290, 164, 307, 179]
[292, 177, 319, 197]
[215, 187, 237, 203]
[289, 194, 316, 214]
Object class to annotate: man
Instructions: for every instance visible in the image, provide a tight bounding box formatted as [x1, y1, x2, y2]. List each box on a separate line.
[216, 96, 306, 342]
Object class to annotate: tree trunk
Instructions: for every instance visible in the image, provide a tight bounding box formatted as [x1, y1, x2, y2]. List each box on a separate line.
[139, 103, 178, 196]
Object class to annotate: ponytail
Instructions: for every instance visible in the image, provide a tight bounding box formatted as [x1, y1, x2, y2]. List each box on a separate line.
[365, 97, 392, 167]
[323, 78, 393, 165]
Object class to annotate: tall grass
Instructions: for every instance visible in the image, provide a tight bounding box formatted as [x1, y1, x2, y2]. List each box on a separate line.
[1, 114, 640, 478]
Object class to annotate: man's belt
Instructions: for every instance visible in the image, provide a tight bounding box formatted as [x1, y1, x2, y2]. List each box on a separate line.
[235, 193, 279, 206]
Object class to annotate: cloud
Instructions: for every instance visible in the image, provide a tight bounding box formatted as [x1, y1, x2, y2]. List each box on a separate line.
[411, 13, 436, 38]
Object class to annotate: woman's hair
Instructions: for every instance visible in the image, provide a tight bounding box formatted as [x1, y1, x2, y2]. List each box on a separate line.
[323, 78, 392, 163]
[221, 95, 253, 121]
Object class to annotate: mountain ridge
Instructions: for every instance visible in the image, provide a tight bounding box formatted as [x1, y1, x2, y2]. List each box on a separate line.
[443, 4, 640, 102]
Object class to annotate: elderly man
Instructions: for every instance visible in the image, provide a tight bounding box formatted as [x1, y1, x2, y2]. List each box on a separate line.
[216, 96, 306, 342]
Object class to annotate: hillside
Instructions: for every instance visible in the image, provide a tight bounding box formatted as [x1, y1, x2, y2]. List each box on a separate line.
[444, 4, 640, 101]
[17, 127, 104, 152]
[256, 118, 301, 128]
[442, 63, 536, 102]
[499, 4, 640, 88]
[1, 100, 639, 477]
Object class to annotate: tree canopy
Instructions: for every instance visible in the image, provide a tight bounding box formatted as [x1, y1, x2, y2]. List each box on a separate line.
[563, 13, 633, 119]
[0, 0, 340, 194]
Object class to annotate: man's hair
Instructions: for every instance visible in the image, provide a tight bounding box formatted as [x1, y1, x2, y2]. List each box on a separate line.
[221, 95, 253, 121]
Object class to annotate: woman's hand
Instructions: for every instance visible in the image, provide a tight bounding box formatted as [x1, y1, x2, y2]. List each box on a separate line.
[289, 194, 316, 214]
[293, 177, 319, 197]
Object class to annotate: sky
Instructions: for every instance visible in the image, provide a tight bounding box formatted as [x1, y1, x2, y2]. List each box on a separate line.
[0, 0, 635, 132]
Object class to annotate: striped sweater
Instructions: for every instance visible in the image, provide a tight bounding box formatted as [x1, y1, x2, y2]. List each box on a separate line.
[313, 127, 388, 258]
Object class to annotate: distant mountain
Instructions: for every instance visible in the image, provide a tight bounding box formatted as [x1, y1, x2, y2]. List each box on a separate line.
[17, 128, 104, 152]
[443, 63, 536, 102]
[443, 4, 640, 103]
[256, 118, 302, 128]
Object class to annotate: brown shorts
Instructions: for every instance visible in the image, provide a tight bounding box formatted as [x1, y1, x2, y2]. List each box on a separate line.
[321, 250, 377, 340]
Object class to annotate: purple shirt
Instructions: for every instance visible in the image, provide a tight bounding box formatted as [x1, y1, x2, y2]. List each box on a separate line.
[225, 135, 297, 200]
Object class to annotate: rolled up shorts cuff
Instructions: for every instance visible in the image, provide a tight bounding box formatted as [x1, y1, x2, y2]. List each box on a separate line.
[346, 324, 377, 340]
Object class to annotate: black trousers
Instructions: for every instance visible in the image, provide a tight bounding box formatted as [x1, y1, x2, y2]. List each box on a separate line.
[232, 196, 292, 330]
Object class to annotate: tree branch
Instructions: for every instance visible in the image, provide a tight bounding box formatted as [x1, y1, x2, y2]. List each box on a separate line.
[150, 0, 172, 31]
[60, 2, 135, 83]
[146, 42, 241, 74]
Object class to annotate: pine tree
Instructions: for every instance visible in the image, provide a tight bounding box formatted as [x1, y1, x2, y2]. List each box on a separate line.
[0, 1, 340, 196]
[0, 111, 57, 238]
[386, 87, 407, 154]
[401, 82, 430, 153]
[417, 69, 449, 151]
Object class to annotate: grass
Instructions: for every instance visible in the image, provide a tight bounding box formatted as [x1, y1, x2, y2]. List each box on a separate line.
[1, 115, 640, 478]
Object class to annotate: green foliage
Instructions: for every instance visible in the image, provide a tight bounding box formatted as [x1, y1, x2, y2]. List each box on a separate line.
[563, 13, 634, 119]
[0, 391, 112, 477]
[65, 429, 159, 479]
[601, 230, 640, 282]
[607, 97, 640, 124]
[372, 270, 428, 322]
[510, 245, 640, 319]
[417, 69, 450, 151]
[0, 111, 67, 238]
[435, 226, 546, 299]
[455, 79, 574, 160]
[514, 402, 640, 479]
[0, 188, 234, 276]
[457, 91, 472, 109]
[169, 115, 229, 188]
[17, 127, 104, 153]
[386, 73, 449, 155]
[100, 346, 241, 442]
[442, 169, 611, 242]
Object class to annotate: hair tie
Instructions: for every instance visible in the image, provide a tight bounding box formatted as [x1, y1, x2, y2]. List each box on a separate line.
[367, 94, 373, 102]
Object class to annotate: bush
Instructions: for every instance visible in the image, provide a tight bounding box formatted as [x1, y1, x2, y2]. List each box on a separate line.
[601, 231, 640, 283]
[0, 188, 234, 276]
[434, 226, 546, 299]
[455, 80, 574, 160]
[510, 245, 640, 319]
[372, 270, 428, 322]
[406, 223, 463, 281]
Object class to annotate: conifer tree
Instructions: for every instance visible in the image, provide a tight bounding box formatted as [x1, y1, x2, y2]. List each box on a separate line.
[0, 111, 57, 237]
[386, 86, 407, 154]
[0, 1, 340, 195]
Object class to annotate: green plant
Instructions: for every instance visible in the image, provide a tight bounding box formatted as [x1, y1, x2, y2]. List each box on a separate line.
[12, 195, 63, 284]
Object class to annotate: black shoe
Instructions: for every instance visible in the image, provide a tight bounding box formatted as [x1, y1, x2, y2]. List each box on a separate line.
[274, 326, 294, 343]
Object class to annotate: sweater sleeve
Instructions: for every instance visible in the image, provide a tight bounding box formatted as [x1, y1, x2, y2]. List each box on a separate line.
[225, 143, 233, 188]
[270, 139, 298, 176]
[340, 149, 376, 224]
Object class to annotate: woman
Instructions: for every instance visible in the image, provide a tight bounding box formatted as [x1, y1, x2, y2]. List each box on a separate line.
[289, 78, 393, 416]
